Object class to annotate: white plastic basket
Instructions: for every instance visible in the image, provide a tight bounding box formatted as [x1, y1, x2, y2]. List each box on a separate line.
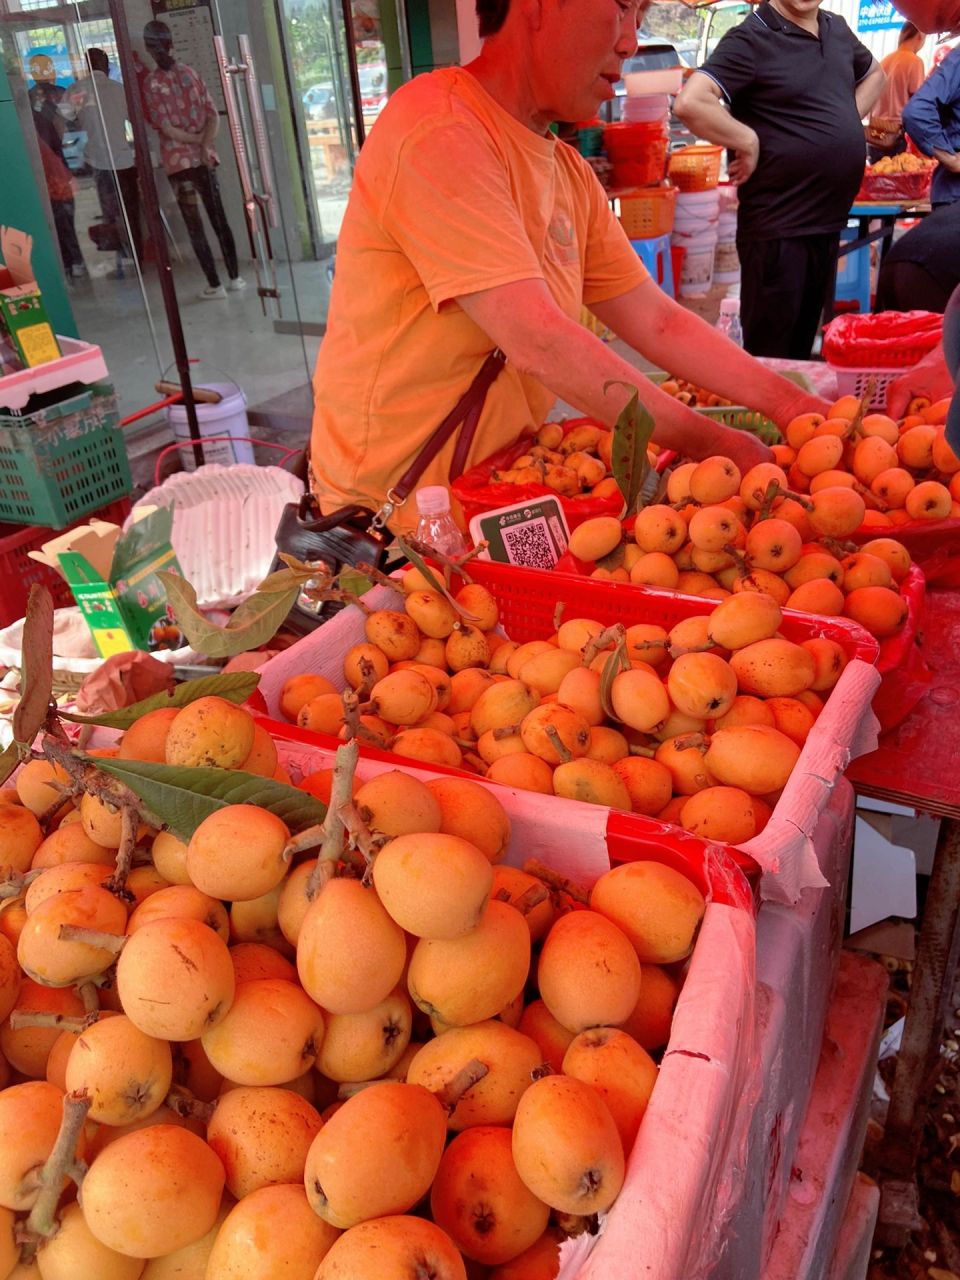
[828, 366, 904, 412]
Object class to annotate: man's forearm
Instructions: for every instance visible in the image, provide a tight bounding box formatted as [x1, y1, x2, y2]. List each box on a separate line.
[591, 284, 829, 424]
[509, 310, 733, 457]
[855, 66, 886, 119]
[674, 93, 755, 152]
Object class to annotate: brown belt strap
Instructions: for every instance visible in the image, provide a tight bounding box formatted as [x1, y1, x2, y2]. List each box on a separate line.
[391, 348, 506, 502]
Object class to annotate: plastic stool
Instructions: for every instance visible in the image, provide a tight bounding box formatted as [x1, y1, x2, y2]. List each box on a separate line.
[630, 234, 675, 299]
[835, 225, 871, 314]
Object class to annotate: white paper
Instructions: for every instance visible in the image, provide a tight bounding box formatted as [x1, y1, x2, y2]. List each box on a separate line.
[850, 814, 917, 933]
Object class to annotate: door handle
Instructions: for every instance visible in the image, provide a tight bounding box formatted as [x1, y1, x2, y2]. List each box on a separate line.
[213, 34, 281, 317]
[238, 34, 279, 230]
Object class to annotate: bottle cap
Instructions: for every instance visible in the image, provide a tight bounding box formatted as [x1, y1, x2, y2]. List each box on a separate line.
[415, 485, 452, 516]
[719, 297, 740, 315]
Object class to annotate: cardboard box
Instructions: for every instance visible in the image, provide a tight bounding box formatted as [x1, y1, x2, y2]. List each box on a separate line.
[28, 507, 183, 658]
[0, 226, 61, 369]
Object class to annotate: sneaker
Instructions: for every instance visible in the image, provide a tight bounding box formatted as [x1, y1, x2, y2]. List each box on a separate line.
[69, 263, 88, 280]
[227, 276, 246, 292]
[198, 284, 227, 300]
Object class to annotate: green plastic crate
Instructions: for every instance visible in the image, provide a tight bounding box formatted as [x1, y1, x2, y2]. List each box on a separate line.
[642, 370, 817, 446]
[0, 381, 132, 528]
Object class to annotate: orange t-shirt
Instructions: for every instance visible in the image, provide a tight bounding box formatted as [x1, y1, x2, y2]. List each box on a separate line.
[873, 48, 926, 123]
[309, 67, 648, 531]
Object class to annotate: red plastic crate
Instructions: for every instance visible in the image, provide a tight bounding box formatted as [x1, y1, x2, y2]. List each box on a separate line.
[0, 498, 132, 628]
[548, 542, 922, 732]
[465, 559, 878, 664]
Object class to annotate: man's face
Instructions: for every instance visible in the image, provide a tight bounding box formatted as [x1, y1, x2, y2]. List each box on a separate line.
[531, 0, 646, 125]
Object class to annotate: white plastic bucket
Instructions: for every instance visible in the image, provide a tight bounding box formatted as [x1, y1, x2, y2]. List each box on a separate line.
[713, 207, 740, 284]
[673, 228, 717, 297]
[624, 68, 684, 96]
[169, 382, 255, 471]
[624, 94, 669, 124]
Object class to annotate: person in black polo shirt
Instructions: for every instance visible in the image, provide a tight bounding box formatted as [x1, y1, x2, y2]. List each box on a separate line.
[675, 0, 886, 359]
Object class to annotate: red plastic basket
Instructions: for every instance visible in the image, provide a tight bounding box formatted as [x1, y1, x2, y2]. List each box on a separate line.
[822, 311, 943, 369]
[550, 539, 921, 732]
[852, 517, 960, 589]
[0, 498, 132, 629]
[855, 167, 933, 203]
[451, 417, 627, 533]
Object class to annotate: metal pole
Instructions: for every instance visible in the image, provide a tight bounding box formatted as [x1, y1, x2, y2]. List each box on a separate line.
[107, 0, 204, 469]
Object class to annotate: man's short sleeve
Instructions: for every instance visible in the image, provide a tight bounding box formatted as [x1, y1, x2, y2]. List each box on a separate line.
[699, 25, 759, 105]
[381, 119, 545, 310]
[845, 23, 875, 82]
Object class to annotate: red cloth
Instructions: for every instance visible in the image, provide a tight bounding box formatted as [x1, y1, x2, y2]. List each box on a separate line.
[37, 138, 74, 203]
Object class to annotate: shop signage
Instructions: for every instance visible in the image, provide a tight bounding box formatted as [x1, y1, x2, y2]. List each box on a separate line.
[856, 0, 903, 31]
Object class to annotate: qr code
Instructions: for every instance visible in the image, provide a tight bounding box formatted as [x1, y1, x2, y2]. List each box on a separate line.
[501, 518, 558, 569]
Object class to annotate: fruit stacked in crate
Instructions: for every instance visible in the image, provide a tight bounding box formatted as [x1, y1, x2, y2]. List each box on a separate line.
[0, 687, 752, 1279]
[272, 559, 878, 849]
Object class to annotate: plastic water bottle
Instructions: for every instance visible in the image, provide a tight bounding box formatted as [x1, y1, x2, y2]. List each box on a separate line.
[716, 296, 743, 348]
[414, 485, 467, 557]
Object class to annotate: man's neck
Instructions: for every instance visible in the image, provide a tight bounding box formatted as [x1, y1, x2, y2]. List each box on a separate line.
[768, 0, 821, 35]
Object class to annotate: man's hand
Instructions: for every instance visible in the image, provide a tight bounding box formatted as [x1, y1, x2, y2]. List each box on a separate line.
[712, 423, 774, 473]
[888, 344, 953, 418]
[934, 149, 960, 174]
[728, 131, 759, 185]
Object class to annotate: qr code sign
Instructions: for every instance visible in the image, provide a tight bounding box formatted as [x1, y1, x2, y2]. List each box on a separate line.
[501, 518, 559, 569]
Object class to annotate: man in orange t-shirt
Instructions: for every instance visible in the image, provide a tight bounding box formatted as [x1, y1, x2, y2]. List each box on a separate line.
[310, 0, 831, 531]
[868, 22, 926, 160]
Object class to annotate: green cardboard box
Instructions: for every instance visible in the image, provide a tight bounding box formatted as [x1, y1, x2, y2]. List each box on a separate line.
[0, 226, 61, 368]
[29, 507, 183, 658]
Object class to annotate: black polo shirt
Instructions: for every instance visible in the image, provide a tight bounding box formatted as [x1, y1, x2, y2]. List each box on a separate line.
[701, 3, 874, 239]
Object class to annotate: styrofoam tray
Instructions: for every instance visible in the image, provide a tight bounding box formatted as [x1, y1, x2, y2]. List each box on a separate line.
[131, 464, 303, 610]
[0, 337, 109, 412]
[266, 732, 758, 1280]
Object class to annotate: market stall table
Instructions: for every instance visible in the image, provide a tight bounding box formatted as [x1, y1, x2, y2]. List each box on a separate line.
[845, 586, 960, 1239]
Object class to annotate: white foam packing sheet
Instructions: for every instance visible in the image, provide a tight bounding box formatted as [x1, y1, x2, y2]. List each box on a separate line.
[131, 464, 303, 611]
[268, 734, 758, 1280]
[255, 579, 881, 905]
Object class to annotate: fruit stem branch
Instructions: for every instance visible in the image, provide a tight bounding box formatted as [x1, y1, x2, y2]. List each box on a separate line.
[492, 723, 522, 741]
[76, 981, 100, 1016]
[338, 800, 386, 883]
[340, 689, 362, 743]
[57, 925, 126, 955]
[545, 725, 573, 765]
[8, 1009, 98, 1032]
[0, 867, 42, 900]
[306, 740, 360, 898]
[553, 601, 565, 631]
[515, 883, 550, 915]
[435, 1057, 489, 1111]
[582, 624, 625, 670]
[164, 1086, 215, 1123]
[523, 858, 591, 907]
[19, 1092, 91, 1259]
[106, 806, 138, 896]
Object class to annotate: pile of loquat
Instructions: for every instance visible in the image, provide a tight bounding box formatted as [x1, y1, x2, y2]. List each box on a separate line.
[568, 449, 914, 642]
[285, 569, 856, 846]
[488, 420, 657, 501]
[0, 691, 714, 1279]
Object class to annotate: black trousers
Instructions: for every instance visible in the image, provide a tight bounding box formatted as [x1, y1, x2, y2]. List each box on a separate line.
[876, 259, 955, 314]
[94, 165, 143, 262]
[169, 164, 239, 287]
[737, 231, 840, 360]
[52, 199, 83, 271]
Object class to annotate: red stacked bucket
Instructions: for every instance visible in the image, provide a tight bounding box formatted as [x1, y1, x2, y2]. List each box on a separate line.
[603, 121, 668, 189]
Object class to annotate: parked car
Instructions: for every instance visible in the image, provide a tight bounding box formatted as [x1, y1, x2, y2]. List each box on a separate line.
[357, 63, 387, 116]
[302, 82, 336, 120]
